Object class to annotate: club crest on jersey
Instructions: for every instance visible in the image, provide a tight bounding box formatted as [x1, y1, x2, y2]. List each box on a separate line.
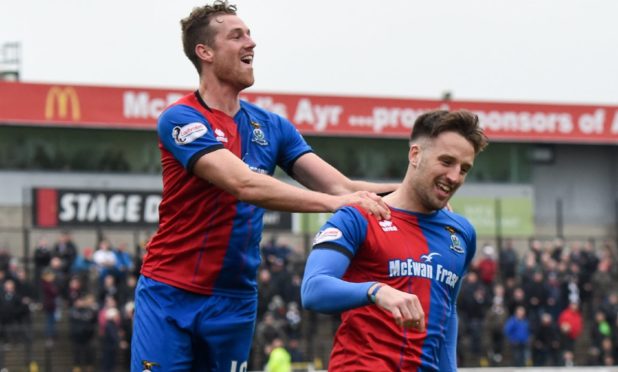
[250, 121, 269, 146]
[141, 360, 160, 371]
[172, 122, 207, 145]
[445, 226, 464, 254]
[313, 227, 342, 245]
[378, 220, 398, 232]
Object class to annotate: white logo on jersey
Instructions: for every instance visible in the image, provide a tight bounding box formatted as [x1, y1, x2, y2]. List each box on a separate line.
[215, 128, 228, 143]
[378, 220, 398, 232]
[172, 122, 207, 145]
[313, 227, 342, 245]
[388, 257, 460, 288]
[420, 252, 441, 262]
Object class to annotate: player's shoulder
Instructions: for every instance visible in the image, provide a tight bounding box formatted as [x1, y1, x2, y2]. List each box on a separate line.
[436, 209, 476, 241]
[436, 209, 475, 235]
[240, 99, 287, 125]
[160, 93, 201, 117]
[159, 97, 205, 127]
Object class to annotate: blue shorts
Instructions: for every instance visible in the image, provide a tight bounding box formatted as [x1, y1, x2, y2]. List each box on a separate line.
[131, 276, 257, 372]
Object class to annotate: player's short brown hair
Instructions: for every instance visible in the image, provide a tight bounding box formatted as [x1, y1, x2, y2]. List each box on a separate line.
[180, 1, 237, 73]
[410, 110, 488, 154]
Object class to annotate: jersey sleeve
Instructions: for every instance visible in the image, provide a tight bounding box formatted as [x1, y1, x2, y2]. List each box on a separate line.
[158, 104, 224, 170]
[272, 114, 312, 174]
[310, 206, 368, 257]
[301, 207, 375, 313]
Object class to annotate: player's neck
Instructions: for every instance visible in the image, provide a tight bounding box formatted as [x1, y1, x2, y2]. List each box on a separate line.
[198, 79, 241, 117]
[384, 183, 433, 214]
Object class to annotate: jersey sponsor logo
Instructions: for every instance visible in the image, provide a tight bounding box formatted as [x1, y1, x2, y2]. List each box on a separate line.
[389, 256, 460, 288]
[215, 128, 228, 143]
[378, 220, 398, 232]
[445, 226, 464, 254]
[420, 252, 441, 262]
[172, 122, 207, 145]
[313, 227, 342, 245]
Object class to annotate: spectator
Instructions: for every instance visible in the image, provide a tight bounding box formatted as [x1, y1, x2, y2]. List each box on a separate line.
[498, 239, 519, 282]
[40, 268, 60, 341]
[257, 268, 276, 319]
[33, 237, 53, 300]
[523, 270, 549, 328]
[93, 238, 117, 285]
[119, 301, 135, 368]
[588, 310, 612, 365]
[253, 312, 284, 369]
[97, 274, 119, 308]
[558, 301, 584, 356]
[599, 292, 618, 327]
[506, 287, 527, 316]
[287, 338, 304, 363]
[504, 305, 530, 367]
[262, 235, 292, 270]
[532, 312, 561, 366]
[53, 230, 78, 275]
[113, 242, 134, 285]
[71, 247, 96, 292]
[12, 267, 34, 347]
[476, 244, 498, 290]
[485, 283, 508, 365]
[545, 272, 565, 322]
[265, 337, 291, 372]
[69, 294, 97, 372]
[0, 279, 24, 347]
[458, 271, 490, 365]
[550, 237, 565, 263]
[117, 273, 137, 308]
[101, 307, 122, 372]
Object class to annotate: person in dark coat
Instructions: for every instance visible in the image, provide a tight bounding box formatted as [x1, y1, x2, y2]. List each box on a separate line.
[69, 294, 98, 372]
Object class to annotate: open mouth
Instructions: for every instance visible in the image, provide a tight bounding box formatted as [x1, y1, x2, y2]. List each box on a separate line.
[436, 182, 452, 198]
[241, 55, 253, 65]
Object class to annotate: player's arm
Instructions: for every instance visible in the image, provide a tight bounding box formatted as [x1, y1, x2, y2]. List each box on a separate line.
[291, 152, 399, 196]
[192, 149, 390, 217]
[301, 248, 425, 330]
[301, 248, 374, 313]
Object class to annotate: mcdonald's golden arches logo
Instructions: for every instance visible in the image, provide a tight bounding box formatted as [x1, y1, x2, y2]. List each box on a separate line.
[45, 86, 81, 121]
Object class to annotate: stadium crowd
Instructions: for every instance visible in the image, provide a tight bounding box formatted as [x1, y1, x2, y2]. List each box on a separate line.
[458, 238, 618, 367]
[0, 232, 617, 370]
[0, 231, 138, 372]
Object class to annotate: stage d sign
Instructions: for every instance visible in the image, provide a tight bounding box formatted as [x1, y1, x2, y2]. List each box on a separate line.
[33, 188, 161, 228]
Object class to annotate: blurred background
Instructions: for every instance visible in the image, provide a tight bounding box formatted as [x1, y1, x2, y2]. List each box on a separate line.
[1, 1, 618, 371]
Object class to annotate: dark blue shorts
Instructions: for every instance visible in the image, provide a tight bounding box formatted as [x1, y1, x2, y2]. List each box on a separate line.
[131, 276, 257, 372]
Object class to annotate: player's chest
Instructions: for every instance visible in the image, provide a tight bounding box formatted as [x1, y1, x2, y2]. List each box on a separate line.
[363, 218, 468, 278]
[208, 114, 277, 171]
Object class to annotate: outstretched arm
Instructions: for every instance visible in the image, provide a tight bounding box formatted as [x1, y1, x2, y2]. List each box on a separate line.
[292, 153, 399, 196]
[193, 149, 390, 218]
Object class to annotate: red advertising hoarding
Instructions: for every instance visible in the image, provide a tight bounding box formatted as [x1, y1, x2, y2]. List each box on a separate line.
[2, 81, 618, 143]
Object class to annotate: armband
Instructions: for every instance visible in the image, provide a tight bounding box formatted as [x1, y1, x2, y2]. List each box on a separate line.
[368, 283, 384, 304]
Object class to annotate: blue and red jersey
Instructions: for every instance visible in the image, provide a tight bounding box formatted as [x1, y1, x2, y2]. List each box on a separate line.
[307, 205, 476, 371]
[140, 91, 311, 298]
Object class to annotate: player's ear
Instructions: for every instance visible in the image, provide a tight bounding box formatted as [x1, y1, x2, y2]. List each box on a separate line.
[196, 44, 215, 63]
[409, 144, 422, 167]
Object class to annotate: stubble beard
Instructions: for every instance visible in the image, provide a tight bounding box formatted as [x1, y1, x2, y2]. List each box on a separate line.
[214, 60, 254, 91]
